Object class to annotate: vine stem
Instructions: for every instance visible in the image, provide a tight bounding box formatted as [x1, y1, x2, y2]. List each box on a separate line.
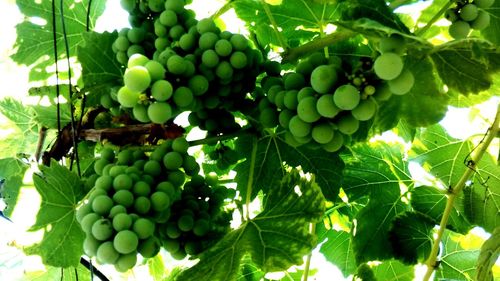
[302, 223, 316, 281]
[245, 137, 258, 220]
[210, 0, 234, 19]
[414, 1, 453, 37]
[422, 103, 500, 281]
[260, 0, 289, 50]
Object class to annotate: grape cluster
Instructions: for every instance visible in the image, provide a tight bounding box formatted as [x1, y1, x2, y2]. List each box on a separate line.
[445, 0, 493, 39]
[110, 0, 263, 134]
[207, 143, 241, 170]
[77, 137, 231, 271]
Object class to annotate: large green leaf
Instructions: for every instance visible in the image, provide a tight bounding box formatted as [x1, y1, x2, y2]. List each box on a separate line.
[482, 1, 500, 44]
[234, 132, 344, 201]
[11, 0, 106, 81]
[475, 227, 500, 281]
[176, 169, 326, 281]
[24, 263, 91, 281]
[0, 157, 28, 217]
[372, 259, 415, 281]
[25, 160, 86, 267]
[435, 231, 480, 280]
[317, 225, 356, 277]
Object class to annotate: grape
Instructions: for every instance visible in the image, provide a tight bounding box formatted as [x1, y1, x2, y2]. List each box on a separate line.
[134, 196, 151, 214]
[284, 72, 306, 90]
[143, 160, 161, 176]
[460, 4, 479, 21]
[95, 175, 113, 191]
[127, 28, 146, 44]
[76, 203, 92, 223]
[173, 87, 194, 108]
[113, 190, 135, 207]
[92, 195, 114, 216]
[165, 0, 185, 13]
[127, 44, 145, 57]
[310, 65, 338, 94]
[117, 86, 140, 108]
[155, 37, 169, 51]
[284, 90, 299, 110]
[133, 181, 151, 197]
[165, 55, 185, 75]
[115, 36, 130, 52]
[179, 33, 196, 51]
[109, 205, 127, 218]
[178, 215, 194, 232]
[229, 51, 248, 69]
[288, 115, 312, 137]
[100, 148, 115, 162]
[133, 218, 155, 239]
[316, 94, 341, 118]
[113, 213, 133, 231]
[201, 49, 220, 68]
[81, 213, 100, 233]
[297, 96, 321, 123]
[172, 137, 189, 153]
[322, 132, 344, 152]
[114, 230, 139, 254]
[124, 66, 151, 93]
[216, 61, 234, 80]
[132, 104, 150, 123]
[474, 0, 494, 8]
[120, 0, 135, 12]
[92, 218, 113, 240]
[193, 219, 210, 236]
[109, 165, 126, 178]
[199, 32, 219, 50]
[160, 10, 178, 26]
[230, 34, 248, 51]
[334, 84, 361, 110]
[279, 109, 294, 128]
[197, 18, 218, 34]
[373, 52, 404, 80]
[337, 115, 360, 135]
[163, 151, 183, 170]
[445, 8, 459, 22]
[114, 253, 137, 272]
[113, 174, 133, 190]
[128, 54, 149, 68]
[168, 170, 186, 187]
[215, 39, 233, 57]
[97, 241, 120, 264]
[259, 107, 278, 128]
[188, 75, 209, 96]
[296, 60, 314, 76]
[379, 35, 405, 55]
[117, 150, 133, 165]
[145, 61, 166, 82]
[151, 191, 171, 211]
[308, 52, 328, 67]
[139, 237, 161, 258]
[311, 123, 334, 144]
[169, 24, 186, 40]
[148, 102, 172, 124]
[449, 20, 470, 39]
[166, 223, 182, 239]
[83, 235, 100, 257]
[388, 69, 414, 95]
[150, 80, 172, 102]
[352, 98, 377, 121]
[471, 10, 490, 30]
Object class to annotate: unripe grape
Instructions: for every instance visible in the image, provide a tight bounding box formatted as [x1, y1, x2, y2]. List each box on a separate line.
[172, 137, 189, 153]
[316, 94, 341, 118]
[230, 34, 248, 51]
[124, 66, 151, 93]
[109, 205, 127, 218]
[127, 28, 146, 44]
[113, 174, 133, 190]
[163, 151, 183, 170]
[138, 237, 161, 258]
[133, 181, 151, 197]
[178, 215, 194, 232]
[165, 0, 185, 13]
[288, 115, 312, 137]
[113, 213, 133, 231]
[127, 44, 145, 57]
[117, 86, 140, 108]
[215, 39, 233, 57]
[127, 54, 149, 68]
[388, 69, 414, 95]
[166, 55, 187, 75]
[114, 253, 137, 272]
[120, 0, 135, 12]
[445, 8, 459, 22]
[297, 96, 321, 123]
[333, 84, 361, 110]
[474, 0, 494, 8]
[179, 33, 196, 51]
[310, 65, 338, 94]
[337, 115, 359, 135]
[471, 10, 490, 30]
[115, 36, 130, 52]
[134, 196, 151, 214]
[284, 90, 299, 110]
[83, 235, 100, 257]
[113, 190, 135, 207]
[460, 4, 479, 21]
[378, 35, 405, 55]
[145, 60, 166, 82]
[449, 20, 470, 39]
[193, 219, 210, 236]
[188, 75, 209, 96]
[197, 18, 218, 34]
[311, 123, 334, 144]
[352, 98, 377, 121]
[132, 104, 150, 123]
[322, 131, 344, 152]
[114, 230, 139, 254]
[97, 241, 119, 264]
[373, 52, 404, 80]
[229, 51, 248, 69]
[173, 87, 194, 108]
[133, 218, 155, 239]
[284, 72, 306, 90]
[95, 175, 113, 191]
[279, 109, 294, 128]
[148, 102, 172, 124]
[92, 218, 113, 240]
[92, 195, 114, 216]
[215, 61, 234, 80]
[151, 80, 173, 102]
[259, 107, 279, 128]
[81, 213, 100, 234]
[166, 223, 181, 239]
[201, 49, 219, 68]
[199, 32, 219, 50]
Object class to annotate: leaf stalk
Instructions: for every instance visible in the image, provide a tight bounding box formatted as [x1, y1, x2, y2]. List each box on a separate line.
[414, 1, 453, 37]
[245, 137, 258, 220]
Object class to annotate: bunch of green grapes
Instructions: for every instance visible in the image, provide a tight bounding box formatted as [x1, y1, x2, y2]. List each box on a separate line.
[206, 143, 241, 170]
[445, 0, 493, 39]
[157, 175, 233, 259]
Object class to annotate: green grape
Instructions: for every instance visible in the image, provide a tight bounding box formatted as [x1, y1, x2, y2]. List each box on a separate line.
[310, 65, 338, 94]
[150, 191, 171, 211]
[471, 10, 490, 30]
[114, 230, 139, 254]
[179, 33, 196, 51]
[162, 238, 180, 254]
[215, 61, 234, 80]
[230, 34, 248, 51]
[156, 181, 176, 198]
[173, 86, 194, 108]
[148, 102, 172, 124]
[100, 148, 115, 162]
[151, 80, 173, 102]
[171, 248, 187, 260]
[445, 8, 459, 22]
[165, 0, 185, 13]
[145, 60, 166, 82]
[284, 72, 306, 90]
[133, 104, 151, 123]
[229, 51, 248, 69]
[124, 66, 151, 93]
[296, 59, 314, 76]
[201, 49, 219, 68]
[163, 151, 183, 169]
[388, 69, 414, 95]
[373, 52, 404, 80]
[127, 44, 145, 57]
[183, 156, 199, 175]
[81, 213, 100, 234]
[109, 205, 127, 218]
[308, 52, 328, 67]
[178, 215, 194, 232]
[114, 253, 137, 272]
[449, 20, 470, 39]
[160, 10, 178, 26]
[117, 150, 133, 165]
[333, 84, 361, 110]
[97, 241, 120, 264]
[134, 196, 151, 214]
[83, 235, 100, 257]
[284, 90, 299, 110]
[197, 18, 218, 34]
[274, 90, 286, 109]
[474, 0, 494, 8]
[117, 86, 140, 108]
[460, 4, 479, 21]
[166, 55, 186, 75]
[316, 94, 341, 118]
[144, 160, 162, 177]
[109, 165, 126, 177]
[259, 107, 278, 128]
[114, 36, 130, 52]
[169, 24, 186, 40]
[166, 222, 182, 239]
[193, 219, 210, 236]
[352, 98, 377, 121]
[138, 237, 161, 258]
[379, 35, 405, 55]
[155, 37, 169, 51]
[279, 109, 294, 128]
[215, 39, 233, 57]
[76, 203, 92, 223]
[288, 115, 312, 137]
[95, 175, 113, 191]
[168, 170, 186, 187]
[92, 195, 114, 216]
[172, 137, 189, 153]
[127, 28, 146, 44]
[148, 0, 164, 11]
[92, 218, 113, 240]
[311, 123, 334, 144]
[374, 83, 392, 101]
[133, 181, 151, 197]
[322, 131, 344, 152]
[89, 188, 107, 201]
[184, 241, 201, 256]
[113, 190, 135, 207]
[297, 96, 321, 123]
[133, 218, 155, 239]
[120, 0, 135, 12]
[113, 174, 133, 190]
[292, 134, 312, 145]
[128, 54, 149, 68]
[337, 115, 360, 135]
[113, 213, 133, 231]
[199, 32, 219, 50]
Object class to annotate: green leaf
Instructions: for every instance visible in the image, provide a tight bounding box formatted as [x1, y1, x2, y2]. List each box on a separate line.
[238, 256, 265, 281]
[0, 97, 36, 133]
[24, 264, 91, 281]
[372, 259, 415, 281]
[27, 85, 73, 129]
[176, 169, 326, 281]
[11, 0, 106, 81]
[317, 225, 356, 277]
[430, 41, 500, 95]
[388, 211, 434, 265]
[482, 1, 500, 44]
[77, 31, 123, 106]
[25, 160, 86, 268]
[411, 185, 472, 234]
[234, 132, 344, 201]
[0, 157, 29, 217]
[475, 226, 500, 281]
[435, 231, 480, 280]
[148, 255, 168, 281]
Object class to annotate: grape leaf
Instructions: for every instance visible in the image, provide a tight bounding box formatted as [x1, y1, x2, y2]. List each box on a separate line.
[25, 160, 86, 268]
[176, 169, 326, 281]
[372, 259, 415, 281]
[388, 211, 434, 265]
[77, 31, 123, 106]
[24, 264, 91, 281]
[430, 41, 500, 95]
[482, 1, 500, 44]
[475, 227, 500, 281]
[27, 85, 73, 129]
[11, 0, 106, 81]
[0, 157, 28, 217]
[317, 225, 356, 277]
[435, 231, 480, 280]
[148, 255, 168, 281]
[234, 132, 344, 201]
[411, 185, 472, 234]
